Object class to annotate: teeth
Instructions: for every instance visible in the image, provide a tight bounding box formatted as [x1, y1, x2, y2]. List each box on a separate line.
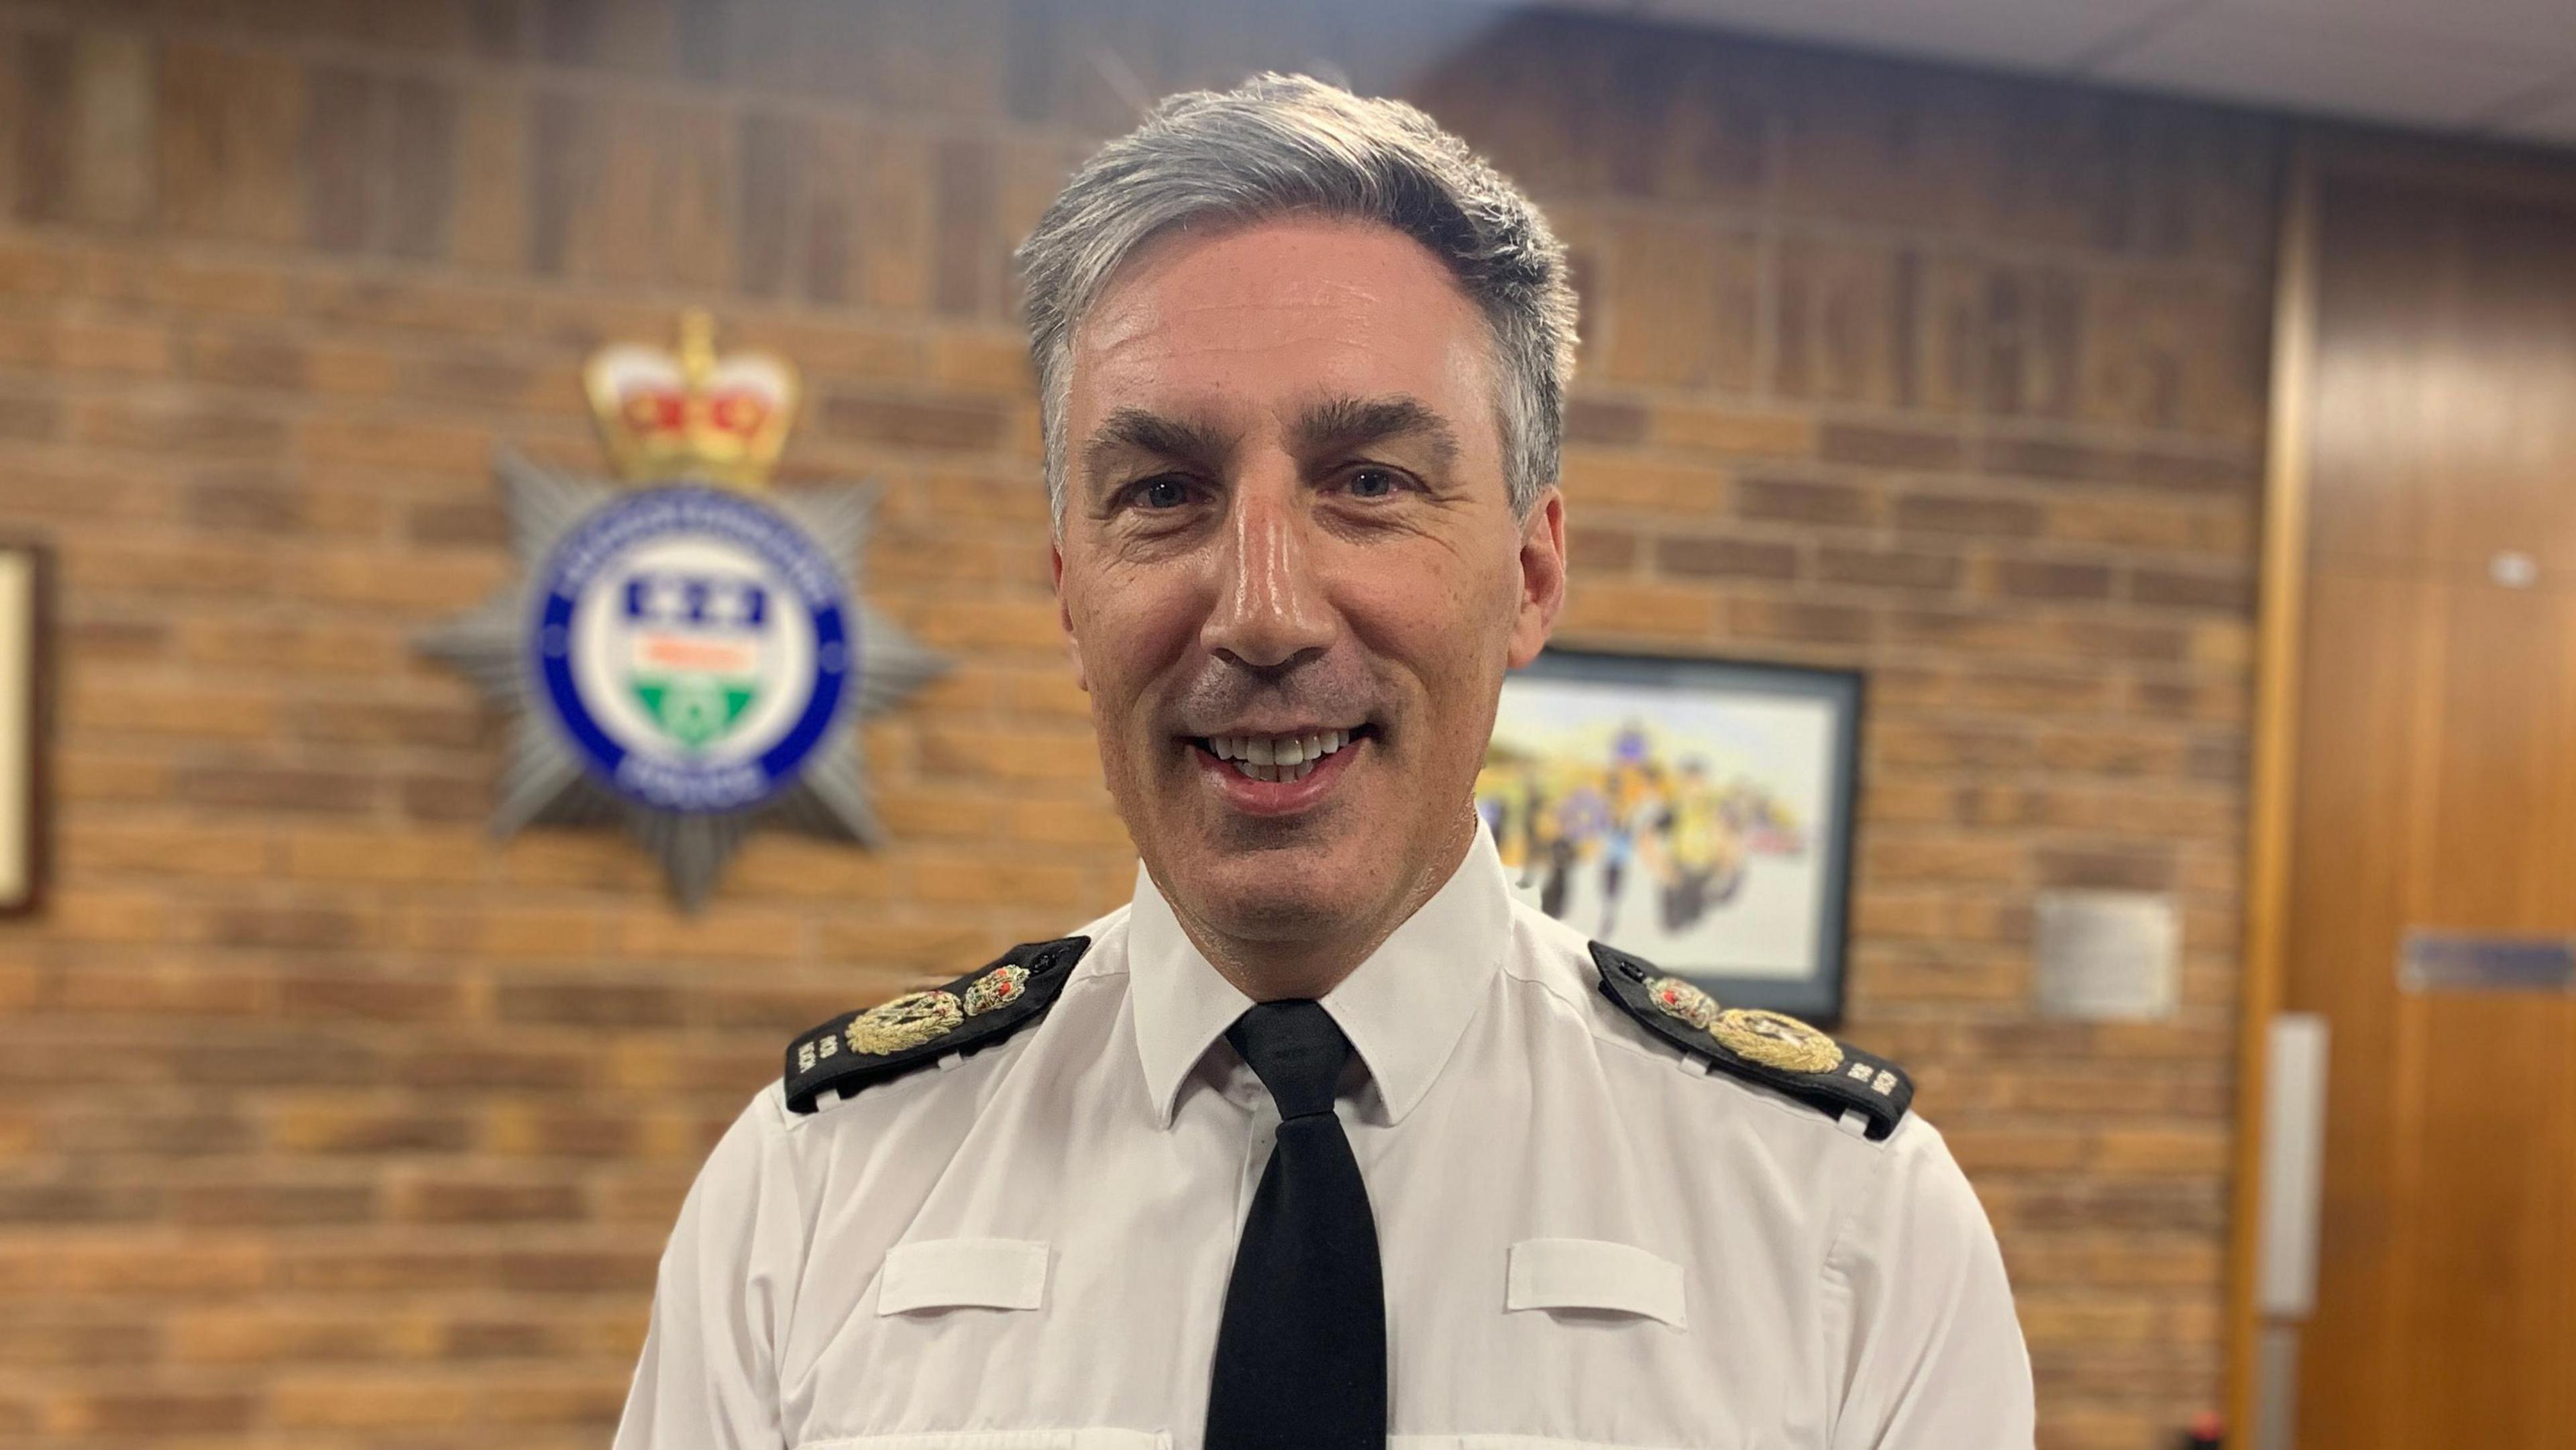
[1205, 727, 1357, 779]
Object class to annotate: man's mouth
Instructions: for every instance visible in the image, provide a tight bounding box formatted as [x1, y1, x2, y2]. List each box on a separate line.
[1191, 726, 1373, 784]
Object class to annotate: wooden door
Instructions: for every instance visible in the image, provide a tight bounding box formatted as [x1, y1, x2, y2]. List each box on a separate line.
[2282, 162, 2576, 1449]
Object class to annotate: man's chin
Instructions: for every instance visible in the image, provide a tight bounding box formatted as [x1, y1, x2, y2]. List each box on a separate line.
[1163, 843, 1368, 945]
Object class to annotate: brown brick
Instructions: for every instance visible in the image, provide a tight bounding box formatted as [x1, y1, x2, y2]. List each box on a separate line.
[1873, 722, 2030, 769]
[1656, 535, 1799, 580]
[268, 1105, 474, 1155]
[54, 317, 170, 375]
[294, 699, 485, 749]
[177, 1181, 378, 1226]
[198, 902, 375, 951]
[820, 391, 1006, 450]
[1562, 397, 1650, 446]
[1559, 454, 1728, 511]
[494, 1247, 659, 1293]
[2131, 565, 2252, 613]
[184, 470, 303, 531]
[494, 980, 684, 1028]
[396, 1177, 587, 1224]
[1992, 558, 2115, 601]
[2037, 843, 2179, 890]
[1734, 474, 1875, 527]
[1817, 421, 1966, 471]
[0, 1315, 162, 1366]
[278, 974, 462, 1022]
[1648, 404, 1814, 459]
[172, 762, 376, 815]
[0, 393, 59, 440]
[1560, 580, 1717, 638]
[1568, 527, 1640, 570]
[1896, 490, 2045, 537]
[1725, 597, 1875, 645]
[1960, 668, 2118, 714]
[0, 1182, 161, 1223]
[72, 398, 289, 456]
[50, 1390, 261, 1437]
[1817, 545, 1962, 592]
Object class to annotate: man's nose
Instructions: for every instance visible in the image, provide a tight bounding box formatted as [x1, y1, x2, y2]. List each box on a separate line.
[1200, 468, 1334, 672]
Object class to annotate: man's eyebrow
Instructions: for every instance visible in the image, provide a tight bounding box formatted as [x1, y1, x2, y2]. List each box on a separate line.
[1291, 396, 1461, 472]
[1079, 407, 1236, 483]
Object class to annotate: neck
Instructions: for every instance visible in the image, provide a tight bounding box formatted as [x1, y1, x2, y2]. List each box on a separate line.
[1166, 809, 1479, 1002]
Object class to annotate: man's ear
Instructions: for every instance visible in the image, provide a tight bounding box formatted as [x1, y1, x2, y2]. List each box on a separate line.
[1507, 488, 1566, 669]
[1051, 536, 1090, 693]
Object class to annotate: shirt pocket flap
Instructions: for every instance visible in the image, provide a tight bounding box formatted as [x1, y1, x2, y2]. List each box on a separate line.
[1504, 1238, 1686, 1329]
[877, 1239, 1049, 1315]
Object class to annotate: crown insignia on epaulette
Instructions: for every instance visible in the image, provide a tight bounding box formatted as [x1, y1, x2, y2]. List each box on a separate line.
[1596, 942, 1913, 1140]
[583, 307, 797, 489]
[784, 937, 1093, 1115]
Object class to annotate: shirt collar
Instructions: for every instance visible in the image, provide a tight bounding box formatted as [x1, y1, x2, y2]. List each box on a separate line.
[1126, 822, 1513, 1129]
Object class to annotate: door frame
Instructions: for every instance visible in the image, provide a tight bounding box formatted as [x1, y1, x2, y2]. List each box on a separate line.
[2222, 124, 2320, 1441]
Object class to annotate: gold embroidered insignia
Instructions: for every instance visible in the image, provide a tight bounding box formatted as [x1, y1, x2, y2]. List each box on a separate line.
[1710, 1007, 1844, 1074]
[1644, 975, 1719, 1030]
[845, 990, 965, 1055]
[962, 963, 1029, 1017]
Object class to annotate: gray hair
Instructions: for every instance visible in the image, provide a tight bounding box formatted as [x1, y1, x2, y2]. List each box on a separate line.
[1016, 73, 1578, 528]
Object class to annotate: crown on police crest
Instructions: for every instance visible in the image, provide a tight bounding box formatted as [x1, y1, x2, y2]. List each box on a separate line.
[584, 309, 798, 490]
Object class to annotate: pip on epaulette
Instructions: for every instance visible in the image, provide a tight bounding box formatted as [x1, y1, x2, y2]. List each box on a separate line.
[1591, 941, 1913, 1140]
[784, 936, 1093, 1115]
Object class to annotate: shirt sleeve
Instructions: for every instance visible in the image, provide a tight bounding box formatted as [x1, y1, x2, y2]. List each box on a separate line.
[613, 1088, 806, 1450]
[1823, 1117, 2035, 1450]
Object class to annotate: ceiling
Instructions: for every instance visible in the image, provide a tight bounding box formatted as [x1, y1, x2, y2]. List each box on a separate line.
[1532, 0, 2576, 146]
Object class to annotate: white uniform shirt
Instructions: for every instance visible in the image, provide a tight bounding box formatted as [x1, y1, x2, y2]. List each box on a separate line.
[615, 827, 2035, 1449]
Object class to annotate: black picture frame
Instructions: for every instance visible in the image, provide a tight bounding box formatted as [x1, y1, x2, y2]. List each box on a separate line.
[1481, 648, 1864, 1024]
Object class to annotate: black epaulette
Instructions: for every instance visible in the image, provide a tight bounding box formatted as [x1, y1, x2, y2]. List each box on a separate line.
[1591, 941, 1913, 1141]
[784, 936, 1092, 1115]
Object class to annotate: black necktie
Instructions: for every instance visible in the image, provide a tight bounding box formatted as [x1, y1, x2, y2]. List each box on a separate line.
[1203, 1000, 1388, 1450]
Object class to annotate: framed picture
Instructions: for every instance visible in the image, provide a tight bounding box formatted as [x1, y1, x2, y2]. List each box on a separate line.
[1478, 648, 1864, 1023]
[0, 540, 48, 917]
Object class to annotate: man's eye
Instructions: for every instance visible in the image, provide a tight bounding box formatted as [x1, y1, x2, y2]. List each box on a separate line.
[1346, 468, 1405, 499]
[1133, 477, 1193, 510]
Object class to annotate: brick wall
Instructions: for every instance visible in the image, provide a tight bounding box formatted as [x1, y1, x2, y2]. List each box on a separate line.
[0, 3, 2279, 1446]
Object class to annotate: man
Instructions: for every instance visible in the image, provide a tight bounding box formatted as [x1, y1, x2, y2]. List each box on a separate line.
[615, 74, 2034, 1449]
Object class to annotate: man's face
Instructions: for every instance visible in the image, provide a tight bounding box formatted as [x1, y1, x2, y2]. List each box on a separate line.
[1053, 217, 1566, 960]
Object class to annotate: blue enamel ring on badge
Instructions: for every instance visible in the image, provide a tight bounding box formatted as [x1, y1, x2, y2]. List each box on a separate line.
[530, 485, 855, 814]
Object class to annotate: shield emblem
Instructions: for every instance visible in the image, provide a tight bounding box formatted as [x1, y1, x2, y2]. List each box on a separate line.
[621, 570, 769, 751]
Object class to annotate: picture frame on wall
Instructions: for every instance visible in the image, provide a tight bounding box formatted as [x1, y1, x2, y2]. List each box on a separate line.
[1478, 648, 1864, 1023]
[0, 540, 48, 917]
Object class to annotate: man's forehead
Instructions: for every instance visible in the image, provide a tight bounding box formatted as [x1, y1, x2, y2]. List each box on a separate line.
[1075, 219, 1486, 360]
[1066, 219, 1499, 450]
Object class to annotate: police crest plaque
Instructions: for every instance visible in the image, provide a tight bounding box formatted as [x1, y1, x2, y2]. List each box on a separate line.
[422, 311, 941, 907]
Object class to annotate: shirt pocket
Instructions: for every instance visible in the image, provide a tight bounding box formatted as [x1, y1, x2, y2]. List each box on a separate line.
[801, 1435, 1169, 1450]
[1503, 1239, 1687, 1331]
[875, 1239, 1051, 1316]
